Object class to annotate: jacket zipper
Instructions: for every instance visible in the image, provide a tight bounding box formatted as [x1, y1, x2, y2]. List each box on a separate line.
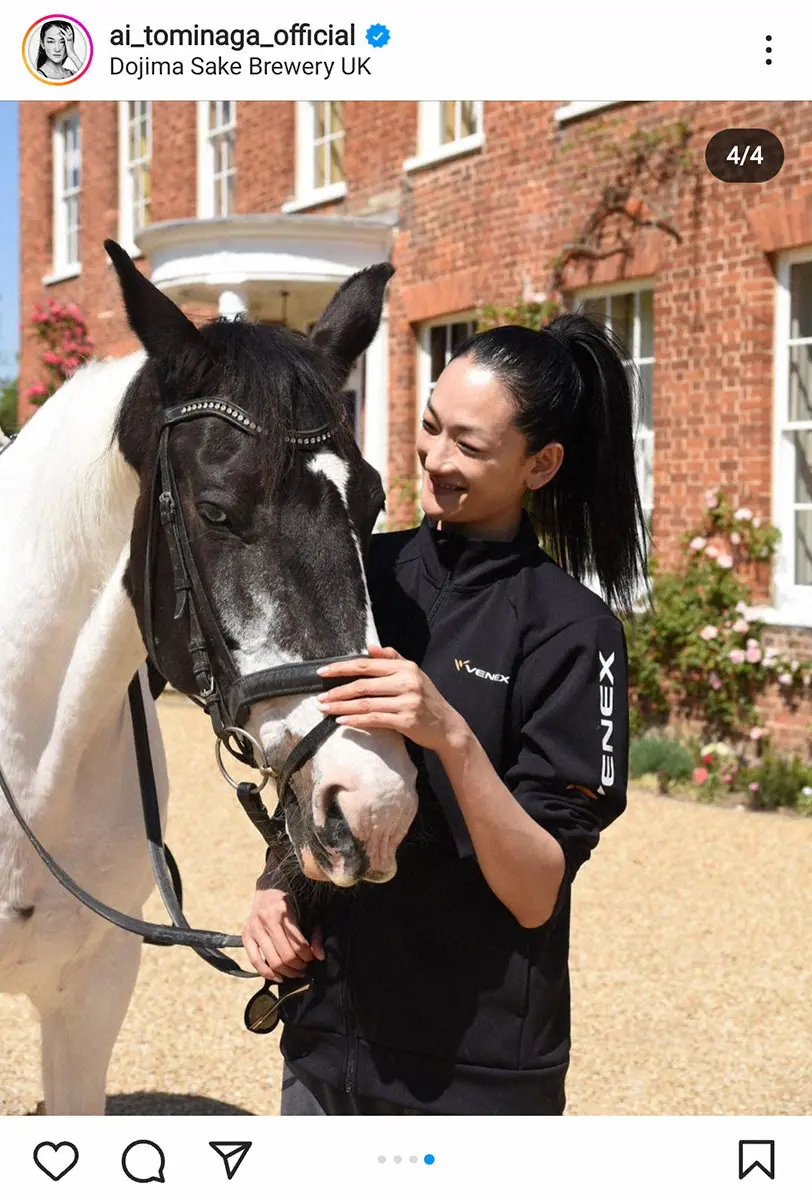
[342, 901, 358, 1094]
[426, 561, 456, 626]
[341, 558, 456, 1095]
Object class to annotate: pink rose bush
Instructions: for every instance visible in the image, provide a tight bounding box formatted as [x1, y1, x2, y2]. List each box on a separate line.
[25, 297, 93, 407]
[625, 487, 812, 744]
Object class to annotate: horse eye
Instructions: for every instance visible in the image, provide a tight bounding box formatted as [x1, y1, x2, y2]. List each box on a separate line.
[197, 502, 229, 526]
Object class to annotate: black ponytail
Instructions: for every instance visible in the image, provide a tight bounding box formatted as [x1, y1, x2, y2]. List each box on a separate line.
[452, 314, 648, 613]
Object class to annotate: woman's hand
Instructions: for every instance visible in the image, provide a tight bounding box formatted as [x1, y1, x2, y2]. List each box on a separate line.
[316, 644, 470, 753]
[63, 26, 81, 68]
[242, 887, 325, 983]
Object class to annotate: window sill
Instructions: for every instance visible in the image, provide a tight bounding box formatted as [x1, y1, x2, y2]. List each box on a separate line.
[403, 133, 484, 174]
[42, 265, 81, 286]
[746, 602, 812, 630]
[554, 101, 625, 124]
[281, 182, 347, 213]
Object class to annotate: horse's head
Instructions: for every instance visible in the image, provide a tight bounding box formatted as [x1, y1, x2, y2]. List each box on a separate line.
[108, 241, 418, 888]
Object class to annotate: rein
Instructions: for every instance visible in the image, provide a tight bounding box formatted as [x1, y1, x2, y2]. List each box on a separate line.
[0, 404, 378, 998]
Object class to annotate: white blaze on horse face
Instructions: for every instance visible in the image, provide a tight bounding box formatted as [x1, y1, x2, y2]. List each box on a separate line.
[224, 451, 418, 882]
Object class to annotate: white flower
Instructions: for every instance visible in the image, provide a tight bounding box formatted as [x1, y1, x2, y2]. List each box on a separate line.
[690, 536, 707, 551]
[700, 625, 718, 641]
[791, 660, 799, 671]
[778, 672, 793, 686]
[732, 618, 749, 634]
[753, 517, 762, 528]
[749, 726, 766, 740]
[734, 507, 752, 521]
[717, 553, 734, 569]
[729, 649, 746, 664]
[705, 545, 720, 559]
[747, 638, 759, 648]
[730, 532, 741, 545]
[705, 489, 719, 508]
[735, 601, 748, 615]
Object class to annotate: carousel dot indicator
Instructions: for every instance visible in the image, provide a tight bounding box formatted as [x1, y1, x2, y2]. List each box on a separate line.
[394, 1156, 402, 1163]
[424, 1154, 435, 1164]
[410, 1155, 418, 1163]
[377, 1155, 386, 1163]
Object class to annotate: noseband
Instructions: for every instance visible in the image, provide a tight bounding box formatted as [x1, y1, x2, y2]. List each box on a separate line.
[143, 397, 373, 837]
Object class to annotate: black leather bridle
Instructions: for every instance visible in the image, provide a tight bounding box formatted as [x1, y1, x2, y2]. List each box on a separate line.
[143, 397, 372, 839]
[0, 403, 381, 989]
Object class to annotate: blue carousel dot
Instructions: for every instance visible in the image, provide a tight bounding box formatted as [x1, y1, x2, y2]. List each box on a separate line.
[424, 1154, 435, 1165]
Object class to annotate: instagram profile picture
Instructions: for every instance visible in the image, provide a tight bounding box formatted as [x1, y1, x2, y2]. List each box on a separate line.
[22, 15, 93, 85]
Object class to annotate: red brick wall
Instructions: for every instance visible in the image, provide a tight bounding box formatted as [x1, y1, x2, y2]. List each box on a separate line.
[17, 99, 812, 750]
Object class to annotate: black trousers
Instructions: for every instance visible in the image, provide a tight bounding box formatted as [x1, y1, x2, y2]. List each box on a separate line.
[279, 1061, 423, 1115]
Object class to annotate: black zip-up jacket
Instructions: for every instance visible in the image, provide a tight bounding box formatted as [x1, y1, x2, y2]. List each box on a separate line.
[276, 512, 629, 1115]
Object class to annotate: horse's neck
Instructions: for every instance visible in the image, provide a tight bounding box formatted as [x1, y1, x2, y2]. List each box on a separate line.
[0, 354, 148, 787]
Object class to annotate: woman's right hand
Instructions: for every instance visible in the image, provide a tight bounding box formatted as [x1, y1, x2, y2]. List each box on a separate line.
[242, 887, 326, 982]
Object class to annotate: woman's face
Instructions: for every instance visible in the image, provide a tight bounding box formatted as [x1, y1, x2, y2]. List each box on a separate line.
[42, 28, 67, 64]
[416, 353, 562, 537]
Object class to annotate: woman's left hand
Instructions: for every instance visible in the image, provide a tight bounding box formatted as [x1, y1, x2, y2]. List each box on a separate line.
[316, 644, 468, 753]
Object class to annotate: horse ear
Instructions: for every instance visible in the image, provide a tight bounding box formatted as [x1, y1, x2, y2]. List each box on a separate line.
[104, 239, 202, 359]
[310, 263, 394, 383]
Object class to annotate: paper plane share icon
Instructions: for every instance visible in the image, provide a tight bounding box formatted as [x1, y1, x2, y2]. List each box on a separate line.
[209, 1141, 252, 1180]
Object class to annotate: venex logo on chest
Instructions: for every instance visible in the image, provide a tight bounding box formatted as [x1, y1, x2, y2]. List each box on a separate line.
[454, 658, 510, 684]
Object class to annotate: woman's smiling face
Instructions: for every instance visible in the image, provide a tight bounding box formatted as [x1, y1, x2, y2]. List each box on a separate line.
[43, 29, 67, 63]
[416, 353, 563, 539]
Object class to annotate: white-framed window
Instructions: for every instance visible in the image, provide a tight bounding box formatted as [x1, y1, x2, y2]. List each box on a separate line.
[771, 252, 812, 623]
[197, 101, 236, 218]
[283, 102, 346, 213]
[49, 110, 81, 279]
[118, 101, 151, 254]
[404, 102, 484, 173]
[577, 285, 655, 551]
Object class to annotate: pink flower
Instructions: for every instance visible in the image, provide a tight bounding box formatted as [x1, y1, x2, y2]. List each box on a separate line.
[709, 671, 722, 690]
[746, 645, 762, 664]
[732, 618, 749, 634]
[729, 649, 746, 664]
[752, 517, 762, 528]
[700, 625, 718, 640]
[749, 727, 766, 741]
[778, 672, 793, 686]
[722, 774, 733, 784]
[705, 489, 719, 508]
[690, 536, 707, 551]
[693, 767, 709, 784]
[749, 781, 760, 792]
[734, 507, 752, 521]
[705, 545, 720, 559]
[717, 553, 734, 569]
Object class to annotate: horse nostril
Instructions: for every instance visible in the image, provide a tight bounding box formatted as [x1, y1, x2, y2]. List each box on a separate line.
[314, 785, 347, 849]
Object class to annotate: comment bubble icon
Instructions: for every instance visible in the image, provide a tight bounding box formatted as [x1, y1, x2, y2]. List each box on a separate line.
[122, 1140, 166, 1183]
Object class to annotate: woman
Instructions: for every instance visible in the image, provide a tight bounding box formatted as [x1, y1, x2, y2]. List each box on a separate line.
[242, 314, 647, 1115]
[35, 21, 83, 81]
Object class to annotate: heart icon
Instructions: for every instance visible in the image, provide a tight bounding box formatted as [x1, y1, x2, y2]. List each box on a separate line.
[33, 1142, 79, 1181]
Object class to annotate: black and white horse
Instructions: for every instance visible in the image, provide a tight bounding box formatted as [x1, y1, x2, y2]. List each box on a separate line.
[0, 245, 418, 1114]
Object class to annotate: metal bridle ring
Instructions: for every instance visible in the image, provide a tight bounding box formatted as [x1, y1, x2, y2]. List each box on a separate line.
[215, 726, 279, 793]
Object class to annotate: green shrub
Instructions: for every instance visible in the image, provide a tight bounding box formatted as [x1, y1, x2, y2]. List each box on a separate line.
[742, 754, 812, 811]
[629, 736, 694, 785]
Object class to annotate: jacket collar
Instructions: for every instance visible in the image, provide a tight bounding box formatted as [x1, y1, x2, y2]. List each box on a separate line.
[416, 509, 542, 589]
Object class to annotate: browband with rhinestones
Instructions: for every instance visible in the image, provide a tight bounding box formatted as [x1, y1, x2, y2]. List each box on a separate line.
[161, 398, 334, 446]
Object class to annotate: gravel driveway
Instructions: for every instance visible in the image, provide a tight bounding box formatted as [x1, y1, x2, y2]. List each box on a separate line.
[1, 690, 809, 1115]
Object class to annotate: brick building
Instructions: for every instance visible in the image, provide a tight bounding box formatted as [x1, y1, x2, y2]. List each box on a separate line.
[17, 99, 812, 749]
